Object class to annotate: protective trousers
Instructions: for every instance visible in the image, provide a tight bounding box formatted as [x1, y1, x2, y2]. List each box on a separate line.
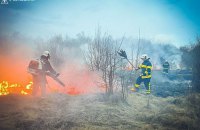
[135, 76, 151, 94]
[163, 68, 169, 73]
[32, 74, 46, 97]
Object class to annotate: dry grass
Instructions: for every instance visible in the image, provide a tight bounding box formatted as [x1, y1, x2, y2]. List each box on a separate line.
[0, 93, 199, 130]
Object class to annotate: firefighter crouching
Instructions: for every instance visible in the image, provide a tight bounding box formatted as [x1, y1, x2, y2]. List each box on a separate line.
[131, 54, 152, 94]
[28, 51, 59, 97]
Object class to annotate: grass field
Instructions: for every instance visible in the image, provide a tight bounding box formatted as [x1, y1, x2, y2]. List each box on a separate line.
[0, 92, 199, 130]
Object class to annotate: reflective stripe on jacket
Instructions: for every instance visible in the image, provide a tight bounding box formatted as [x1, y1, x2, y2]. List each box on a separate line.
[138, 59, 152, 79]
[163, 62, 169, 69]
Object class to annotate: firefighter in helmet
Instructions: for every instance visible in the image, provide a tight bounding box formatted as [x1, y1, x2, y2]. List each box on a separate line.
[163, 60, 170, 74]
[131, 54, 152, 94]
[28, 51, 59, 97]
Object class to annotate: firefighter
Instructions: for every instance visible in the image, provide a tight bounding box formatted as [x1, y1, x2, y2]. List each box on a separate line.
[163, 60, 170, 74]
[131, 54, 152, 94]
[28, 51, 59, 97]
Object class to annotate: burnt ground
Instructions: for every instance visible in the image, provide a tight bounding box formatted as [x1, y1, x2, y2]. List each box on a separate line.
[0, 92, 200, 130]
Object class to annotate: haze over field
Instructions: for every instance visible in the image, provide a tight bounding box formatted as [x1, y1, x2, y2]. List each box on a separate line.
[0, 0, 200, 46]
[0, 1, 200, 130]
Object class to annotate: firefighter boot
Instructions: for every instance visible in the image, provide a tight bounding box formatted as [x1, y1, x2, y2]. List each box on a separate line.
[130, 87, 139, 92]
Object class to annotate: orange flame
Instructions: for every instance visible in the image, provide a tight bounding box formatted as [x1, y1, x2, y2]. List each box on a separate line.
[66, 86, 81, 95]
[0, 80, 100, 96]
[0, 81, 32, 96]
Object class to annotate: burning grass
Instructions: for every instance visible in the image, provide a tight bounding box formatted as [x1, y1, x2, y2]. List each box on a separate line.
[0, 81, 32, 96]
[0, 92, 199, 130]
[0, 80, 101, 96]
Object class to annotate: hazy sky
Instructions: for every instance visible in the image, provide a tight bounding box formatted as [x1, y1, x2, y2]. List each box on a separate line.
[0, 0, 200, 46]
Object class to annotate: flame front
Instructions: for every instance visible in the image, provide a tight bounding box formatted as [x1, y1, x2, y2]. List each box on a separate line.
[66, 86, 82, 95]
[0, 81, 32, 96]
[0, 81, 94, 96]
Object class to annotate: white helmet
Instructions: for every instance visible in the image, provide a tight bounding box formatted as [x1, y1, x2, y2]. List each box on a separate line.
[42, 51, 50, 57]
[141, 54, 149, 60]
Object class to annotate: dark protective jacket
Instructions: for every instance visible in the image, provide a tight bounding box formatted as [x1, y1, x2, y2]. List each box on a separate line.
[40, 55, 57, 75]
[138, 59, 152, 79]
[163, 62, 170, 70]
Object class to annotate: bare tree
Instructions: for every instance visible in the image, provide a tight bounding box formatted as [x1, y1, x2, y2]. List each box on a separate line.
[134, 29, 144, 69]
[118, 59, 130, 101]
[85, 28, 121, 96]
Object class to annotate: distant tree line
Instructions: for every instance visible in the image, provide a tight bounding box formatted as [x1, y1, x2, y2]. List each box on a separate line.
[180, 37, 200, 92]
